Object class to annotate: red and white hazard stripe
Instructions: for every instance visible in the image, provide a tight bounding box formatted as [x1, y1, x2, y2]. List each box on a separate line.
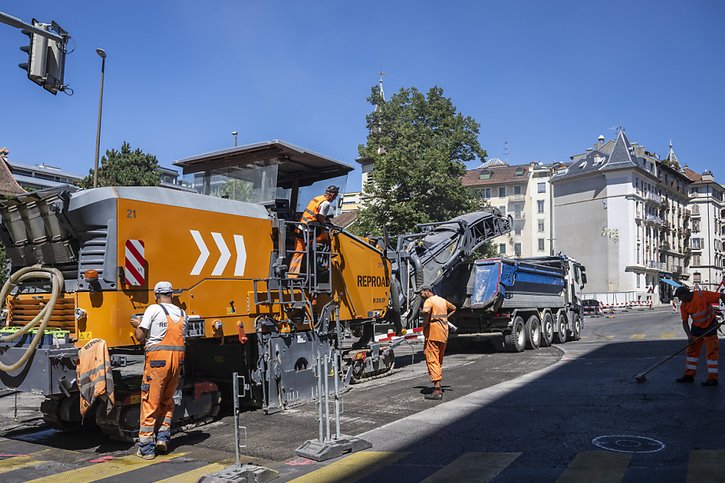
[124, 239, 146, 286]
[375, 326, 425, 344]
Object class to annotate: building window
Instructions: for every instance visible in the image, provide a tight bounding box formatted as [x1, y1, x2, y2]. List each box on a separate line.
[691, 238, 702, 250]
[514, 242, 522, 256]
[498, 243, 506, 255]
[538, 219, 545, 232]
[537, 182, 546, 193]
[482, 188, 491, 199]
[693, 272, 701, 283]
[636, 274, 641, 289]
[537, 200, 545, 213]
[515, 167, 525, 177]
[498, 186, 506, 197]
[479, 171, 492, 180]
[514, 224, 522, 236]
[538, 238, 545, 251]
[498, 205, 506, 215]
[514, 185, 522, 195]
[692, 254, 701, 266]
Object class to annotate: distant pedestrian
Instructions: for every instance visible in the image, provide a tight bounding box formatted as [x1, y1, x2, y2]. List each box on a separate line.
[674, 286, 725, 386]
[418, 285, 456, 400]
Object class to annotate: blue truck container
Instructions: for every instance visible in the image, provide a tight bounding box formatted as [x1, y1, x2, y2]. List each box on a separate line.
[455, 256, 587, 352]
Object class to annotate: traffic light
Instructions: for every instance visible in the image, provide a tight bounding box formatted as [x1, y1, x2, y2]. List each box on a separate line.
[18, 18, 67, 95]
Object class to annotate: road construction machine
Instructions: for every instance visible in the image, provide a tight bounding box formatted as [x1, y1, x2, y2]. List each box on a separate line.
[0, 140, 511, 441]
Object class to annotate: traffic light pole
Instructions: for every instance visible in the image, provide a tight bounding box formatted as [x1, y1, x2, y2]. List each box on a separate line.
[0, 11, 63, 42]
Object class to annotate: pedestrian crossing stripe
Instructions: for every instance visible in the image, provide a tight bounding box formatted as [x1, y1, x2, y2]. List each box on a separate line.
[422, 452, 520, 483]
[155, 462, 228, 483]
[289, 451, 409, 483]
[0, 450, 50, 474]
[25, 451, 189, 483]
[556, 450, 631, 483]
[687, 449, 725, 483]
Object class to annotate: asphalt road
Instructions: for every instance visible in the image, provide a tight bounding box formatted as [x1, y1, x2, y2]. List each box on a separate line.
[0, 306, 722, 482]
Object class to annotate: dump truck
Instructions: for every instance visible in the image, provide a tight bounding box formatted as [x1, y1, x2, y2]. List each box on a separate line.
[439, 255, 587, 351]
[0, 140, 512, 440]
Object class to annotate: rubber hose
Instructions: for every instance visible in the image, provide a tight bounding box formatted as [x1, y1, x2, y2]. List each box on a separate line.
[0, 266, 64, 373]
[388, 277, 403, 335]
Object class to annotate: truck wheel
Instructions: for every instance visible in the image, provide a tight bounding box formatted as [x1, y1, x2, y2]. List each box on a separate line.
[554, 314, 568, 344]
[503, 316, 526, 352]
[571, 315, 582, 341]
[525, 315, 541, 350]
[540, 313, 554, 347]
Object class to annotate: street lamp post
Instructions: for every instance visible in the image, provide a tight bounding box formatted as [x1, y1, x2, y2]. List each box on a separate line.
[93, 48, 107, 188]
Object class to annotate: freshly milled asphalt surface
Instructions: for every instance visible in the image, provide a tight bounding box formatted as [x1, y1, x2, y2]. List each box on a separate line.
[1, 306, 723, 482]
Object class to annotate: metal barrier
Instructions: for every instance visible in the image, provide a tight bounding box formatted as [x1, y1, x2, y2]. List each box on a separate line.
[294, 347, 371, 462]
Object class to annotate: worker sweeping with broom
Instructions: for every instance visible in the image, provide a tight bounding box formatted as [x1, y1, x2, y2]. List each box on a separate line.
[674, 286, 725, 386]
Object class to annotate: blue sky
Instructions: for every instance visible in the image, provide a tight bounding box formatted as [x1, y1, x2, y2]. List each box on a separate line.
[1, 1, 723, 191]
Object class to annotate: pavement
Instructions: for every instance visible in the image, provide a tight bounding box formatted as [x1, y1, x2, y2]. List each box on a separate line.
[0, 307, 723, 482]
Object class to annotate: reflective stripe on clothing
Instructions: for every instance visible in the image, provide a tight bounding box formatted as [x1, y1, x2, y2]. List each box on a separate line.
[138, 303, 185, 449]
[684, 332, 719, 381]
[76, 338, 115, 417]
[422, 295, 455, 343]
[299, 195, 328, 224]
[681, 290, 721, 329]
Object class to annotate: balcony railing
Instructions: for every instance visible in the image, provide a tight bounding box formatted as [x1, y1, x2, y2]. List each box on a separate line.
[508, 194, 525, 202]
[645, 192, 663, 204]
[645, 214, 665, 225]
[646, 261, 667, 271]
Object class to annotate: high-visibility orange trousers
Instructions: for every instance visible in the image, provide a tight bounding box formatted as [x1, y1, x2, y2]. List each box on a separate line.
[289, 231, 330, 276]
[139, 355, 182, 448]
[684, 333, 719, 381]
[424, 339, 446, 384]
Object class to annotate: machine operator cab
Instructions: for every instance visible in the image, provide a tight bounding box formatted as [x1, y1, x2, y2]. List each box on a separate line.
[173, 140, 353, 289]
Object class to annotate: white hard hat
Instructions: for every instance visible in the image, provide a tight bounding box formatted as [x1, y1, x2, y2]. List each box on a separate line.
[154, 281, 174, 294]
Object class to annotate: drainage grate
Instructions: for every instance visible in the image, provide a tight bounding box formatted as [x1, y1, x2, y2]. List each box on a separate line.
[592, 435, 666, 453]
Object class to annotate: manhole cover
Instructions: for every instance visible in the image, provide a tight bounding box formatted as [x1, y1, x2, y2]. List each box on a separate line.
[592, 435, 665, 453]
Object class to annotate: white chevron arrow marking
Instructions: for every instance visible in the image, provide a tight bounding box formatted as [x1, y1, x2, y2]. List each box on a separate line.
[234, 234, 246, 276]
[211, 232, 231, 276]
[190, 230, 209, 276]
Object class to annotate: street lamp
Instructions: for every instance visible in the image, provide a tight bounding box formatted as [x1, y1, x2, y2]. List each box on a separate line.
[93, 48, 107, 188]
[232, 130, 238, 147]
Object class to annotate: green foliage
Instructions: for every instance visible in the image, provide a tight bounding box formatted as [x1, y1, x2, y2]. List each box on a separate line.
[354, 85, 486, 237]
[79, 141, 160, 188]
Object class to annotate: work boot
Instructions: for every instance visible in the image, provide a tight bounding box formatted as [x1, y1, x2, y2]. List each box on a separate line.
[702, 379, 719, 387]
[136, 448, 156, 460]
[424, 388, 443, 400]
[676, 374, 695, 383]
[156, 440, 168, 454]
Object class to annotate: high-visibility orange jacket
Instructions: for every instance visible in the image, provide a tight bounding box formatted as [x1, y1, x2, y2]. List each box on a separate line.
[77, 338, 115, 416]
[681, 290, 720, 329]
[422, 295, 456, 343]
[299, 195, 328, 224]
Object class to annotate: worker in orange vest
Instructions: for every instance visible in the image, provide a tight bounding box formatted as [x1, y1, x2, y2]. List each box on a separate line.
[289, 185, 339, 276]
[419, 285, 456, 400]
[130, 281, 187, 459]
[674, 286, 725, 386]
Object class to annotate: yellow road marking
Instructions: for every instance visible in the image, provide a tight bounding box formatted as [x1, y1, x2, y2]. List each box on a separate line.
[556, 450, 630, 483]
[290, 451, 408, 483]
[422, 452, 520, 483]
[155, 462, 228, 483]
[660, 332, 677, 339]
[687, 449, 725, 482]
[0, 450, 50, 474]
[630, 334, 646, 340]
[26, 451, 188, 483]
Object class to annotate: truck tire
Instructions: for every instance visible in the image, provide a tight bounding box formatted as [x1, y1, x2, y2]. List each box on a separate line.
[540, 313, 554, 347]
[503, 316, 526, 352]
[524, 315, 541, 350]
[571, 315, 582, 341]
[554, 314, 568, 344]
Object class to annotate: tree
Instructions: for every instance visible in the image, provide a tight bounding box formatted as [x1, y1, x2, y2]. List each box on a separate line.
[355, 85, 487, 238]
[79, 141, 160, 188]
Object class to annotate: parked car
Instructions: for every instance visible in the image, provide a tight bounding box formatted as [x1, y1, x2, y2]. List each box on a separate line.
[582, 299, 603, 317]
